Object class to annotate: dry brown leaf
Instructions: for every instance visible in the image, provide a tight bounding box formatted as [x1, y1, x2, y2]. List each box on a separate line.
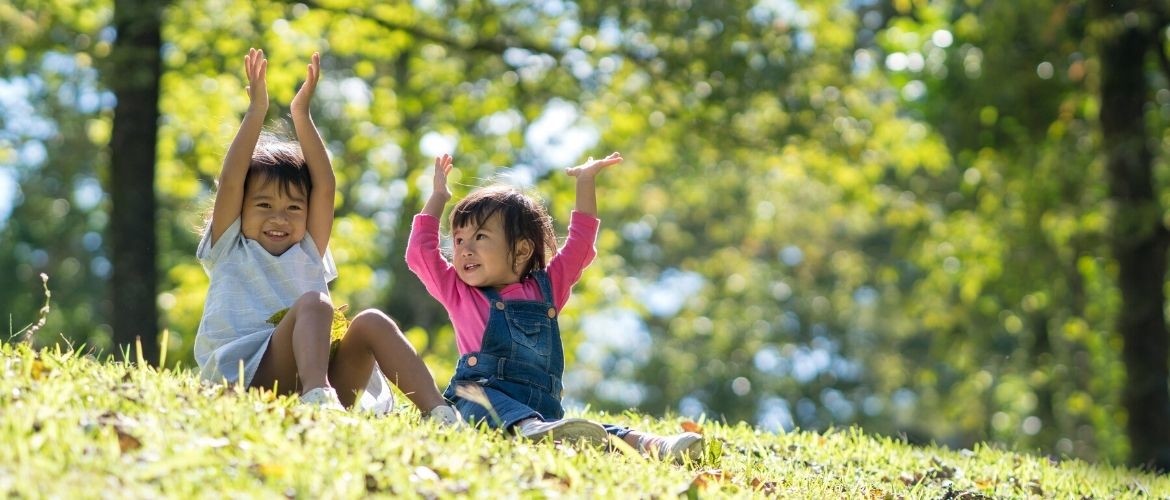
[690, 469, 734, 490]
[750, 477, 779, 495]
[115, 428, 141, 452]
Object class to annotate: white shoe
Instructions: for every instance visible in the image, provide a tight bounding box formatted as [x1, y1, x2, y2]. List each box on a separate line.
[640, 432, 705, 462]
[426, 405, 464, 427]
[515, 418, 607, 445]
[299, 387, 345, 411]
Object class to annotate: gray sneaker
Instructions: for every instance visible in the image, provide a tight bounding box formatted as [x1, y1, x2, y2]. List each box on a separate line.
[641, 432, 705, 463]
[425, 405, 464, 427]
[515, 418, 608, 445]
[299, 387, 345, 411]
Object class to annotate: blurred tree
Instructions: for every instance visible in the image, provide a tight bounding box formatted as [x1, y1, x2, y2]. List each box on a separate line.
[1091, 0, 1170, 471]
[876, 0, 1169, 468]
[106, 0, 167, 363]
[875, 0, 1121, 459]
[0, 1, 118, 351]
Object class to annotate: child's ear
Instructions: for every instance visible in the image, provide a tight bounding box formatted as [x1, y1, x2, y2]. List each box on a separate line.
[513, 239, 534, 272]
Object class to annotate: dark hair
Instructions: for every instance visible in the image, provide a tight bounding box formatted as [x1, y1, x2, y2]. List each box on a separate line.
[451, 185, 556, 277]
[244, 134, 312, 200]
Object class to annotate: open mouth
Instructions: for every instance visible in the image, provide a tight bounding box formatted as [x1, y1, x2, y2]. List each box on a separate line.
[462, 263, 480, 272]
[264, 230, 289, 239]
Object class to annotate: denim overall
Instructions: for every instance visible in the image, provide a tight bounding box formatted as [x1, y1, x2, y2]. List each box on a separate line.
[443, 271, 630, 437]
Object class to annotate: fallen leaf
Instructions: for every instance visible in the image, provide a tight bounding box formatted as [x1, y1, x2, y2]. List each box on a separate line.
[543, 471, 573, 490]
[689, 469, 733, 491]
[254, 463, 286, 479]
[899, 471, 924, 486]
[750, 477, 779, 495]
[29, 359, 48, 380]
[115, 428, 141, 452]
[681, 421, 704, 434]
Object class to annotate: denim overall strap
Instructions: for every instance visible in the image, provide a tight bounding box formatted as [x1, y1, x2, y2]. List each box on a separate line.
[529, 270, 555, 305]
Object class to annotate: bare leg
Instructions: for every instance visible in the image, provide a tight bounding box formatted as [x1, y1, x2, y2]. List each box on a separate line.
[330, 309, 447, 411]
[251, 291, 334, 395]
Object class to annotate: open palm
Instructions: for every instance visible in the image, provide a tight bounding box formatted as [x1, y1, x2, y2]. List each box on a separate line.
[565, 151, 623, 178]
[290, 52, 320, 117]
[244, 48, 268, 109]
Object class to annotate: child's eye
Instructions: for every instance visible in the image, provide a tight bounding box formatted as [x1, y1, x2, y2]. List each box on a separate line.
[288, 205, 303, 211]
[257, 202, 271, 208]
[475, 233, 487, 240]
[454, 237, 463, 245]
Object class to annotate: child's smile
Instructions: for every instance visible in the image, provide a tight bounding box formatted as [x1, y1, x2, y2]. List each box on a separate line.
[241, 178, 308, 256]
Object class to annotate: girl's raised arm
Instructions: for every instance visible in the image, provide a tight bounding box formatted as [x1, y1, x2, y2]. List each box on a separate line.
[565, 151, 623, 216]
[291, 51, 335, 256]
[209, 48, 268, 248]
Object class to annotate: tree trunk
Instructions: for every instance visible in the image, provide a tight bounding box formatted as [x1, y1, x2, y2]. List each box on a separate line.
[1095, 1, 1170, 471]
[107, 0, 165, 364]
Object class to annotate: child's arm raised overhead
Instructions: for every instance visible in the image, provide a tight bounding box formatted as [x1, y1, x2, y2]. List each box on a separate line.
[565, 151, 623, 216]
[209, 48, 268, 248]
[290, 52, 335, 257]
[422, 154, 454, 218]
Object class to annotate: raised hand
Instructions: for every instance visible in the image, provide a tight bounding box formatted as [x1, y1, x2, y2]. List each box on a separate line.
[291, 52, 321, 118]
[422, 154, 454, 218]
[244, 48, 268, 111]
[565, 151, 623, 179]
[433, 154, 453, 198]
[568, 151, 622, 216]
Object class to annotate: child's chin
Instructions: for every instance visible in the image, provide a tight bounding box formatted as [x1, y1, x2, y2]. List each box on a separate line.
[263, 243, 295, 256]
[458, 274, 488, 288]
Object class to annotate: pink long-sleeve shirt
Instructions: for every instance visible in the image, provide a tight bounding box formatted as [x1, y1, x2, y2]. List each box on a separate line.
[406, 211, 600, 354]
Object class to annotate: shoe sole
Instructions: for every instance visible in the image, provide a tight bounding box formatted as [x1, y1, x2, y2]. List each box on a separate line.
[524, 418, 608, 445]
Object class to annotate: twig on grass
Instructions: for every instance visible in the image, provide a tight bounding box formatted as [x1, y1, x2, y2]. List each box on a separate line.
[12, 273, 51, 344]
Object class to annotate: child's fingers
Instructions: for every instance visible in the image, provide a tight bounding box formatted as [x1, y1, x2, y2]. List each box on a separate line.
[433, 155, 449, 176]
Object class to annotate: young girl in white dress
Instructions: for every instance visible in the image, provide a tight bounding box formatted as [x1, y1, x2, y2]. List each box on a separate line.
[194, 48, 457, 425]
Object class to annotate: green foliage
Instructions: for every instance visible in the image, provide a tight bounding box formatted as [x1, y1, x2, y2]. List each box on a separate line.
[1, 340, 1167, 498]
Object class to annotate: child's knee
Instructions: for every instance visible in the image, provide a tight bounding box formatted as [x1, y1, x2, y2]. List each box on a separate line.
[291, 291, 334, 323]
[293, 291, 333, 315]
[350, 309, 400, 334]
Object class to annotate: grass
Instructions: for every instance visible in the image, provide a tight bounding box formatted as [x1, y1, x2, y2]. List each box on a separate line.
[1, 341, 1167, 498]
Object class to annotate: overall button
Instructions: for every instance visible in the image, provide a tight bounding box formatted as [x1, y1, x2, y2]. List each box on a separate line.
[467, 355, 478, 367]
[547, 307, 556, 318]
[495, 301, 506, 310]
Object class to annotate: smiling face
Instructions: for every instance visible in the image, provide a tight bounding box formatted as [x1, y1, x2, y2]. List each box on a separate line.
[452, 213, 533, 289]
[241, 175, 308, 256]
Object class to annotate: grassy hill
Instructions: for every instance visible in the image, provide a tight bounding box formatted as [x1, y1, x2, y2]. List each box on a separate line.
[1, 340, 1166, 498]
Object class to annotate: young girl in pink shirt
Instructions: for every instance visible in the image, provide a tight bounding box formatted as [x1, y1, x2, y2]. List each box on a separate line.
[406, 153, 703, 462]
